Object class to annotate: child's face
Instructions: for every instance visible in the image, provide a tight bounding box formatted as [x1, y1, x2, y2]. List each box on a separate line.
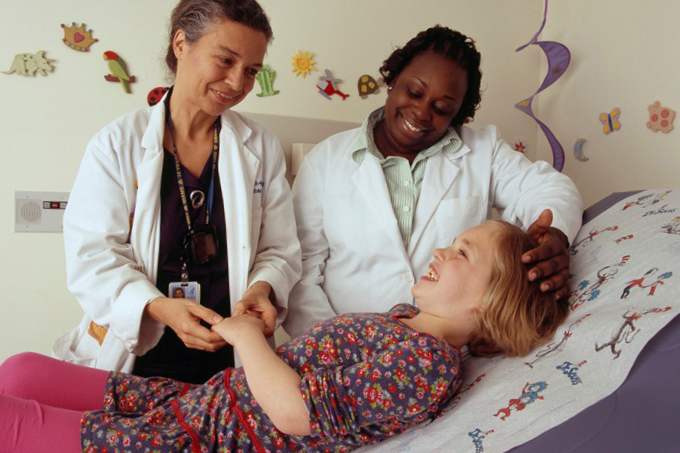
[412, 223, 499, 319]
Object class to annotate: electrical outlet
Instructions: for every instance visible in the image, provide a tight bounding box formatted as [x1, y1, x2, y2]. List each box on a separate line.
[15, 191, 69, 232]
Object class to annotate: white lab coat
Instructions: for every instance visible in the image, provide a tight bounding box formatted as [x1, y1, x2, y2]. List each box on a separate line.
[283, 124, 583, 338]
[53, 99, 301, 371]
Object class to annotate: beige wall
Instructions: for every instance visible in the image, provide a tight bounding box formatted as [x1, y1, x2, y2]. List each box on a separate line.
[1, 0, 677, 362]
[534, 1, 680, 206]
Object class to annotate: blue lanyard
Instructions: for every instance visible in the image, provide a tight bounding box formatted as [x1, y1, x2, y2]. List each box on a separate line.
[164, 91, 220, 280]
[164, 94, 220, 232]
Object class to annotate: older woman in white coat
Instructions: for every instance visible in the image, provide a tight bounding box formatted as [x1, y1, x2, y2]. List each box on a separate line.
[284, 26, 583, 338]
[54, 0, 301, 383]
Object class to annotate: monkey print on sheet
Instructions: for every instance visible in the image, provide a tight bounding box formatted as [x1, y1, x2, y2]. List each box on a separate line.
[525, 314, 590, 368]
[661, 216, 680, 235]
[595, 307, 672, 359]
[569, 225, 618, 255]
[569, 255, 630, 310]
[621, 268, 673, 298]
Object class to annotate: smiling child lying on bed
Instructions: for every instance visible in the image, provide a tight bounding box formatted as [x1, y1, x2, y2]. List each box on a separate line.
[0, 220, 569, 453]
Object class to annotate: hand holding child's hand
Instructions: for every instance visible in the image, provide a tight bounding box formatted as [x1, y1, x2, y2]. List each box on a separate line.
[232, 281, 278, 337]
[212, 312, 265, 346]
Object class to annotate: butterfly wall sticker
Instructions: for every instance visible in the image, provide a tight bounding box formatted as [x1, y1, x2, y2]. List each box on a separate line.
[599, 108, 621, 134]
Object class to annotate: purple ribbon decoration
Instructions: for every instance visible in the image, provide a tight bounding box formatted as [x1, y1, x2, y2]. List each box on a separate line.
[515, 0, 571, 172]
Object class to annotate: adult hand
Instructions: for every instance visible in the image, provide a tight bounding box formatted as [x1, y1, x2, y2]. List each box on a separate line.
[144, 297, 227, 351]
[522, 209, 571, 300]
[212, 313, 266, 346]
[232, 281, 278, 337]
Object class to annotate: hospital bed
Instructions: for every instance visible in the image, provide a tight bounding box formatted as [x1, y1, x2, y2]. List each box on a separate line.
[357, 188, 680, 453]
[249, 110, 679, 451]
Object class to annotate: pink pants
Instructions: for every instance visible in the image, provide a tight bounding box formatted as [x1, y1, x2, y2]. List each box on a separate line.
[0, 352, 109, 452]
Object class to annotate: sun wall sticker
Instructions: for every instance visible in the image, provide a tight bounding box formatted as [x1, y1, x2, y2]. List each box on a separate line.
[291, 50, 317, 77]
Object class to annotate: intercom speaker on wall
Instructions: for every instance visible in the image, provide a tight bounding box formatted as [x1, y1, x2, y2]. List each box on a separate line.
[15, 191, 69, 232]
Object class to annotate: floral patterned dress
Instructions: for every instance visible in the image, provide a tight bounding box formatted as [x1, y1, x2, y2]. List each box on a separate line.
[80, 304, 462, 453]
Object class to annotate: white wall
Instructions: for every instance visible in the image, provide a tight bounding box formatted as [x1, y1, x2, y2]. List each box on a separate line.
[238, 0, 542, 145]
[0, 0, 541, 362]
[0, 1, 174, 363]
[537, 1, 680, 206]
[4, 0, 677, 363]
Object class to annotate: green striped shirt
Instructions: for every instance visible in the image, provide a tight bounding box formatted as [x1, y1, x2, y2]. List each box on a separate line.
[350, 108, 462, 249]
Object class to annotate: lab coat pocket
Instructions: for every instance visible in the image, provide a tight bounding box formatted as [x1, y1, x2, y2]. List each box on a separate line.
[435, 196, 484, 245]
[51, 318, 99, 367]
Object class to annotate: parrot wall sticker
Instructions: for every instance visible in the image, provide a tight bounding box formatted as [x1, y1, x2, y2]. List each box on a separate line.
[103, 50, 135, 93]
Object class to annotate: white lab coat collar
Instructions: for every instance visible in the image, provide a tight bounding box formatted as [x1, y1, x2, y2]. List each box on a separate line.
[138, 92, 256, 155]
[220, 109, 253, 145]
[140, 97, 167, 154]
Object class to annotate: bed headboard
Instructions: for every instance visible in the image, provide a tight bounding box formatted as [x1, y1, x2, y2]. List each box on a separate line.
[238, 111, 359, 184]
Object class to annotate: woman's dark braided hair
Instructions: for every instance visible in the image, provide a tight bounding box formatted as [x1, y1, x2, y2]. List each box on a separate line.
[379, 25, 482, 127]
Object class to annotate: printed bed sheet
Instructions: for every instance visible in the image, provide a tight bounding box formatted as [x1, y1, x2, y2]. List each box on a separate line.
[357, 188, 680, 453]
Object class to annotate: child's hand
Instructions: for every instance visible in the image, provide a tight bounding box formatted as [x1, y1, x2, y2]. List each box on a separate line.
[212, 313, 265, 346]
[232, 281, 278, 337]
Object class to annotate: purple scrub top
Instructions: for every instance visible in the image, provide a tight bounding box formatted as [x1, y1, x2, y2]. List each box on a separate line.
[133, 149, 233, 383]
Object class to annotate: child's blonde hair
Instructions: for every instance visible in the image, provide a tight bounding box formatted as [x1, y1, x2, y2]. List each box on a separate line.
[468, 220, 570, 357]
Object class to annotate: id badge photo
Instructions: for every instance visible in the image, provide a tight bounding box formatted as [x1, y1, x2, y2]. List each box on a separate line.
[169, 281, 201, 303]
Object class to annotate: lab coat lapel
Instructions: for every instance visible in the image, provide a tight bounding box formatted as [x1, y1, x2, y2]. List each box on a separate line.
[408, 150, 461, 256]
[135, 101, 168, 282]
[218, 112, 258, 298]
[352, 156, 409, 260]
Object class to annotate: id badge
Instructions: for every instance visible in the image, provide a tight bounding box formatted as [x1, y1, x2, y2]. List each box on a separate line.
[169, 281, 201, 303]
[185, 224, 219, 265]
